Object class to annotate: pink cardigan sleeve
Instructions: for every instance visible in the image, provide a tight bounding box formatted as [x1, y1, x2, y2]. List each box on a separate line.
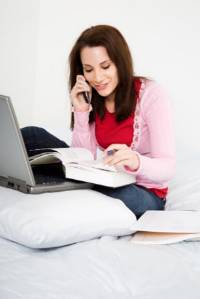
[71, 111, 97, 158]
[132, 81, 176, 184]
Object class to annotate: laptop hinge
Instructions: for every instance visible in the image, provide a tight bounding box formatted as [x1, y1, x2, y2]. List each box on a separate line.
[7, 176, 29, 193]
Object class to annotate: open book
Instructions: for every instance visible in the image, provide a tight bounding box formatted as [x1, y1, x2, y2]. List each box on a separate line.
[29, 147, 136, 188]
[130, 210, 200, 245]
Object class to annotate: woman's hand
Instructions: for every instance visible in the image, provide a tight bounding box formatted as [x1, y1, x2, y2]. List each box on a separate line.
[70, 75, 92, 112]
[103, 144, 140, 171]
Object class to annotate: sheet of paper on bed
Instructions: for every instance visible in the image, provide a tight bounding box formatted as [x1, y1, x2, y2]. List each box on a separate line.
[131, 231, 200, 245]
[131, 210, 200, 244]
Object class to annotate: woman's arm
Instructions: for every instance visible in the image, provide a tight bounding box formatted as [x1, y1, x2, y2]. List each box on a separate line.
[133, 81, 176, 182]
[71, 111, 97, 158]
[103, 81, 176, 184]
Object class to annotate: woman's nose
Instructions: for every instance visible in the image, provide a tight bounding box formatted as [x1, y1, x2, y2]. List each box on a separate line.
[93, 70, 104, 83]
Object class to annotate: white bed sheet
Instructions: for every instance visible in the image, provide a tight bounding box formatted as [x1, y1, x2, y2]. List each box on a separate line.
[0, 234, 200, 299]
[1, 142, 200, 298]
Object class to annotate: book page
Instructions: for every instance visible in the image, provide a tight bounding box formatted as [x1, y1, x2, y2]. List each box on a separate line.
[73, 159, 117, 172]
[30, 152, 61, 165]
[54, 148, 93, 163]
[30, 147, 93, 166]
[135, 210, 200, 233]
[131, 231, 200, 245]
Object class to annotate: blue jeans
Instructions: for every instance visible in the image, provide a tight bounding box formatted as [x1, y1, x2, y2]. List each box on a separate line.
[93, 184, 165, 218]
[21, 126, 68, 156]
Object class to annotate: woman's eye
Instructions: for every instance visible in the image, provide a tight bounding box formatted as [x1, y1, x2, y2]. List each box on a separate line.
[102, 65, 110, 69]
[84, 69, 92, 73]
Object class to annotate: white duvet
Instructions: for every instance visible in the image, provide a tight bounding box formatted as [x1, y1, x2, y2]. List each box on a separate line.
[1, 153, 200, 298]
[0, 235, 200, 299]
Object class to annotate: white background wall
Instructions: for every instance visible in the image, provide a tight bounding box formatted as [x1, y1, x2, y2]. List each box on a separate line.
[0, 0, 200, 152]
[0, 0, 40, 123]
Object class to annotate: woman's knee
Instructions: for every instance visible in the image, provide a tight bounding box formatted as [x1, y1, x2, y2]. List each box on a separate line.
[93, 184, 165, 217]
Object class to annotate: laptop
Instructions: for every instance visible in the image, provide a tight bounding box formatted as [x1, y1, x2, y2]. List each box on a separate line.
[0, 95, 92, 194]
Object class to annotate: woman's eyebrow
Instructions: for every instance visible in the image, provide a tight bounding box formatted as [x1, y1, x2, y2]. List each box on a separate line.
[100, 60, 111, 65]
[83, 60, 111, 67]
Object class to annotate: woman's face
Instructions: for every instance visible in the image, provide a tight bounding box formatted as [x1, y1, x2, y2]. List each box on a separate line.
[80, 46, 119, 99]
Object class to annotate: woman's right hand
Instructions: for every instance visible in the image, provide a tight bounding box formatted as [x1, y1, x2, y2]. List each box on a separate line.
[70, 75, 92, 111]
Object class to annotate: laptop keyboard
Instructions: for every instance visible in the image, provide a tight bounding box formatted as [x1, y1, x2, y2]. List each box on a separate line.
[32, 163, 68, 185]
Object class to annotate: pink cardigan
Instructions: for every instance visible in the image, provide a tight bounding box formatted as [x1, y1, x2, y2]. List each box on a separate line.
[71, 79, 176, 191]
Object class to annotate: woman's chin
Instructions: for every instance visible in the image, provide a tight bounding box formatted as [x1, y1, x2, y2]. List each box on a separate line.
[97, 89, 113, 98]
[95, 90, 106, 97]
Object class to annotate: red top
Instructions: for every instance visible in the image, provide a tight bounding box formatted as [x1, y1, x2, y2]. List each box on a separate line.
[95, 79, 167, 199]
[95, 109, 134, 149]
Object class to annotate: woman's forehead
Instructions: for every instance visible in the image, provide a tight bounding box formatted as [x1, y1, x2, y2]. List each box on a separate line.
[80, 46, 110, 66]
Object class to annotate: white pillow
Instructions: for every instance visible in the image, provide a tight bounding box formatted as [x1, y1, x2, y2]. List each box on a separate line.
[0, 187, 136, 248]
[166, 154, 200, 211]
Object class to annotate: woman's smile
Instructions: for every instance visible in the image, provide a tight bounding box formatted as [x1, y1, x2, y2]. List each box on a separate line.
[95, 83, 109, 92]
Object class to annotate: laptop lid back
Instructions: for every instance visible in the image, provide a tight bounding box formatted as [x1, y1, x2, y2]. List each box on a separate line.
[0, 95, 35, 187]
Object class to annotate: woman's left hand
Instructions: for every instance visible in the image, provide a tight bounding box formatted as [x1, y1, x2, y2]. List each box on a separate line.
[103, 144, 140, 171]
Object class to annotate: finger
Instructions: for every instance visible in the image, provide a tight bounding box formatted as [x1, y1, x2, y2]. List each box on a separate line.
[76, 81, 90, 89]
[76, 82, 91, 94]
[105, 147, 130, 159]
[110, 154, 132, 166]
[75, 86, 90, 95]
[76, 79, 92, 100]
[106, 156, 129, 167]
[104, 144, 128, 156]
[114, 158, 129, 165]
[105, 148, 133, 165]
[76, 75, 86, 82]
[113, 159, 132, 168]
[104, 148, 128, 164]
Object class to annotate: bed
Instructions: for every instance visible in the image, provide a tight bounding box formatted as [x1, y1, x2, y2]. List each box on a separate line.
[0, 149, 200, 299]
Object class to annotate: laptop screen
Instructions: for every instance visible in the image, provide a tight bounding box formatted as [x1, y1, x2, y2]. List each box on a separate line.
[0, 95, 35, 186]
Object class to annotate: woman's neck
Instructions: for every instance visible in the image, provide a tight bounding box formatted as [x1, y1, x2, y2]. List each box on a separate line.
[105, 93, 115, 113]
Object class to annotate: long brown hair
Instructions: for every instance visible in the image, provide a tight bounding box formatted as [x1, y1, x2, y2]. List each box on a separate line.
[69, 25, 140, 127]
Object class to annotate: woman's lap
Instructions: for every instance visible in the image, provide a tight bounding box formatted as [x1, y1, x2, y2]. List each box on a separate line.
[93, 183, 165, 218]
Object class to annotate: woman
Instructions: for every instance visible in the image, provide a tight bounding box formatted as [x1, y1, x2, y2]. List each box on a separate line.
[69, 24, 175, 218]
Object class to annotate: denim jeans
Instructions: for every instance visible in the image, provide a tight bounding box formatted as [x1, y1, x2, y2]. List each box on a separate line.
[21, 126, 68, 156]
[93, 184, 165, 218]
